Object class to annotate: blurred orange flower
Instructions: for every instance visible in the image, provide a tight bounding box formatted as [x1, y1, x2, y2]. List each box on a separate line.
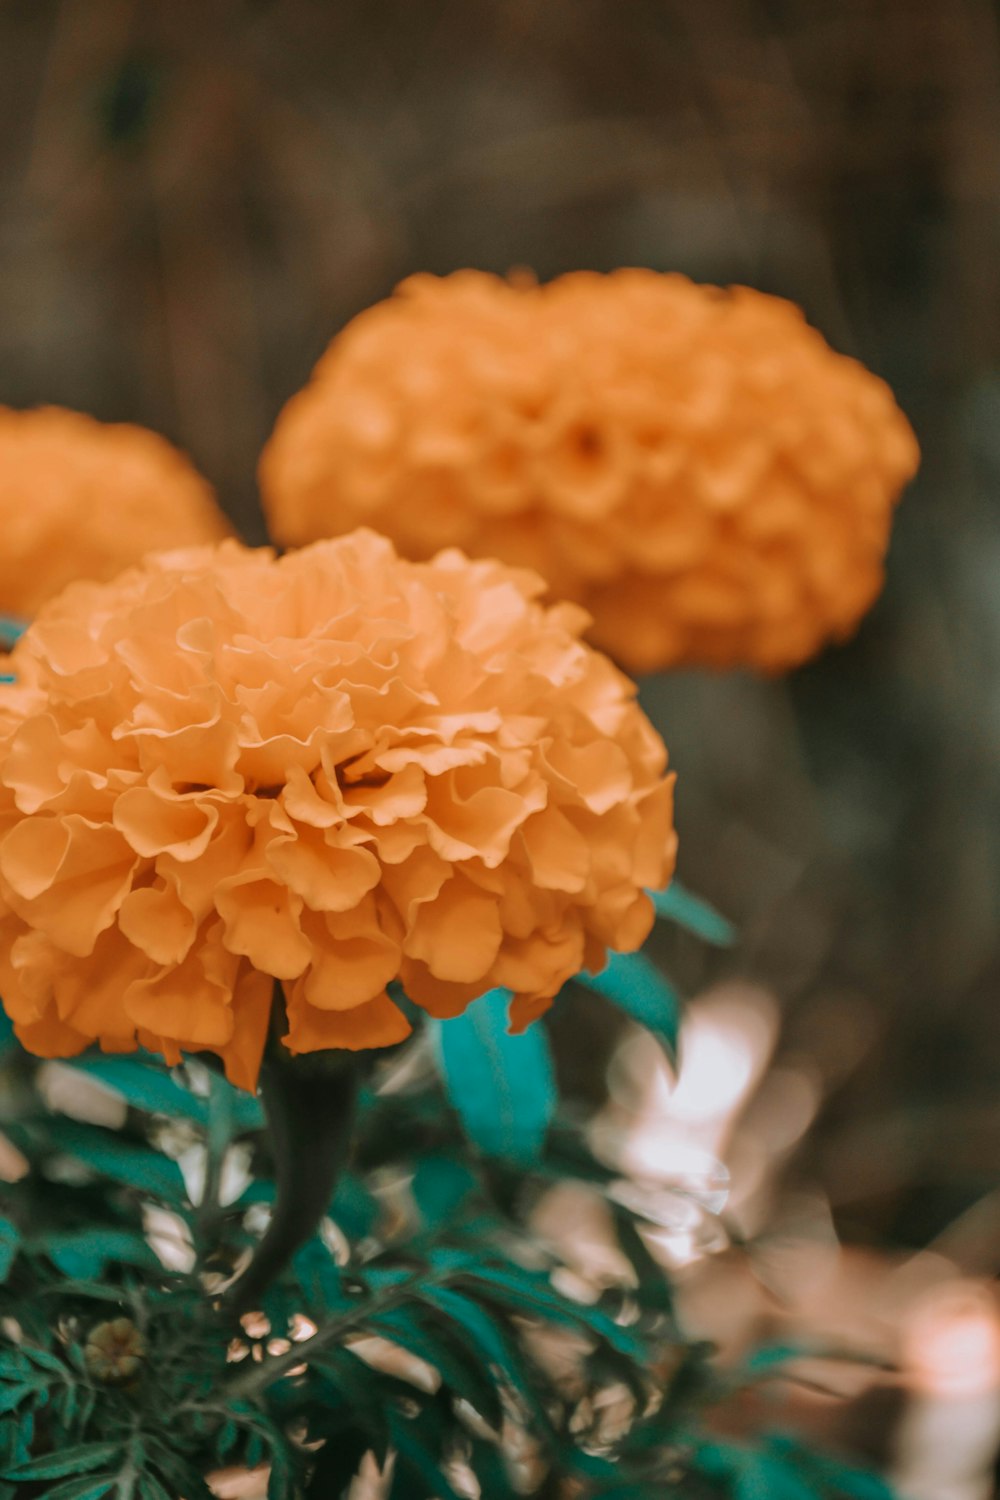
[0, 531, 674, 1090]
[0, 406, 230, 617]
[260, 270, 919, 673]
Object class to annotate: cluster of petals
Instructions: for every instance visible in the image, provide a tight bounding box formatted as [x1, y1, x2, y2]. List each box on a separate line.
[260, 270, 920, 673]
[0, 406, 229, 617]
[0, 531, 675, 1090]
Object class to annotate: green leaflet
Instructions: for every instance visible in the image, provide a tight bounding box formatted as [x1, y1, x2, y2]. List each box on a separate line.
[453, 1260, 646, 1361]
[371, 1304, 504, 1428]
[29, 1478, 115, 1500]
[410, 1154, 477, 1226]
[0, 1385, 37, 1416]
[2, 1441, 122, 1482]
[650, 879, 735, 945]
[389, 1410, 464, 1500]
[430, 988, 556, 1165]
[137, 1475, 173, 1500]
[31, 1117, 187, 1204]
[41, 1228, 162, 1279]
[694, 1438, 896, 1500]
[576, 951, 681, 1062]
[66, 1055, 210, 1126]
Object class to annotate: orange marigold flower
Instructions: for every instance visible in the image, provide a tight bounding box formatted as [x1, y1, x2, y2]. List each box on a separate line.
[0, 531, 675, 1091]
[0, 406, 230, 617]
[260, 270, 919, 674]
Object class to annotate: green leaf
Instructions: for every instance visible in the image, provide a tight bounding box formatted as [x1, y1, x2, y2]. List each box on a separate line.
[138, 1476, 173, 1500]
[34, 1118, 187, 1203]
[30, 1478, 115, 1500]
[460, 1263, 645, 1360]
[307, 1351, 392, 1458]
[610, 1207, 675, 1317]
[0, 1219, 19, 1284]
[0, 1385, 36, 1416]
[424, 1278, 637, 1455]
[410, 1155, 477, 1227]
[430, 989, 556, 1165]
[42, 1229, 161, 1279]
[330, 1170, 379, 1240]
[372, 1306, 504, 1428]
[292, 1237, 347, 1314]
[3, 1442, 122, 1481]
[266, 1436, 294, 1500]
[67, 1055, 209, 1125]
[389, 1415, 462, 1500]
[576, 952, 680, 1062]
[650, 880, 735, 945]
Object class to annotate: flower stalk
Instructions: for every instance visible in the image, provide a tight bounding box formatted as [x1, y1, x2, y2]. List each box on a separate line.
[225, 993, 360, 1315]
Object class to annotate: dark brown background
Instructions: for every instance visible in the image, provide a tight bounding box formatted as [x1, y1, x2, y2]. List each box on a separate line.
[2, 0, 1000, 1255]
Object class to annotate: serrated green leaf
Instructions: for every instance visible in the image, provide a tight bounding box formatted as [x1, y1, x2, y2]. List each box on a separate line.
[650, 880, 735, 945]
[577, 951, 680, 1062]
[3, 1441, 122, 1481]
[430, 989, 555, 1166]
[35, 1118, 187, 1203]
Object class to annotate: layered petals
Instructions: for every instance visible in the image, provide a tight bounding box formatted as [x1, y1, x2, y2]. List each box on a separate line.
[0, 531, 675, 1088]
[261, 270, 919, 673]
[0, 406, 229, 616]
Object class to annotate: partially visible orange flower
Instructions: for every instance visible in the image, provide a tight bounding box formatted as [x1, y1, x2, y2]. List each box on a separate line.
[0, 406, 230, 617]
[260, 270, 919, 674]
[0, 531, 674, 1091]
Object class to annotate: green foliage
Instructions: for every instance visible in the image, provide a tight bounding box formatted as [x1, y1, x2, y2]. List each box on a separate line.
[0, 885, 894, 1498]
[691, 1436, 896, 1500]
[649, 881, 735, 947]
[430, 988, 556, 1164]
[576, 952, 681, 1065]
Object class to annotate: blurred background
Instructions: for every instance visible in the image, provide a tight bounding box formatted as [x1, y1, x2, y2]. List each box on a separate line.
[2, 0, 1000, 1488]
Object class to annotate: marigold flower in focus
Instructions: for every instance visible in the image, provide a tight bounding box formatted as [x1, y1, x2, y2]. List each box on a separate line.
[0, 406, 230, 617]
[260, 270, 919, 673]
[0, 531, 675, 1091]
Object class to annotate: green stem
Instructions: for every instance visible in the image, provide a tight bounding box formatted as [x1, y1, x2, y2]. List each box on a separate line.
[226, 1268, 442, 1399]
[224, 1005, 361, 1316]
